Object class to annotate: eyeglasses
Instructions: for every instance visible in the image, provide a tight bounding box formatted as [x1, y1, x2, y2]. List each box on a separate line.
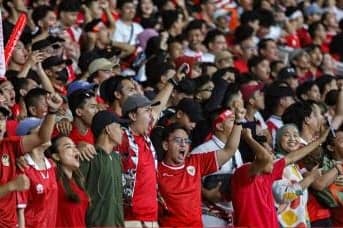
[170, 137, 192, 145]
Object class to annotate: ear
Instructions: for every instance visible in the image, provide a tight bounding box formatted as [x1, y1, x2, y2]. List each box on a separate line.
[248, 97, 255, 106]
[114, 91, 121, 100]
[75, 108, 83, 117]
[29, 106, 37, 116]
[162, 140, 168, 151]
[51, 153, 60, 161]
[38, 20, 43, 28]
[215, 122, 224, 131]
[128, 112, 137, 122]
[327, 144, 334, 152]
[176, 110, 183, 119]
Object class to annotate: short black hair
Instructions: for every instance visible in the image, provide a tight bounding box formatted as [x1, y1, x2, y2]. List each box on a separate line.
[24, 88, 49, 117]
[117, 0, 134, 9]
[58, 0, 81, 14]
[282, 101, 313, 132]
[203, 29, 225, 48]
[32, 5, 54, 26]
[240, 11, 259, 25]
[68, 90, 96, 117]
[316, 74, 336, 94]
[296, 81, 318, 101]
[185, 20, 203, 35]
[161, 10, 180, 31]
[161, 123, 188, 142]
[257, 9, 275, 28]
[234, 24, 254, 44]
[248, 55, 266, 70]
[325, 89, 339, 107]
[308, 22, 323, 38]
[258, 38, 275, 53]
[99, 76, 128, 104]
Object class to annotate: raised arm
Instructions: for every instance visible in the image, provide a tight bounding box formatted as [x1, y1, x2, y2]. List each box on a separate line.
[21, 93, 63, 153]
[284, 129, 329, 165]
[216, 123, 242, 166]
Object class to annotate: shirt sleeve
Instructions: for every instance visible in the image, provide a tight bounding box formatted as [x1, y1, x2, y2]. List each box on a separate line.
[271, 158, 286, 181]
[197, 152, 219, 176]
[16, 188, 27, 209]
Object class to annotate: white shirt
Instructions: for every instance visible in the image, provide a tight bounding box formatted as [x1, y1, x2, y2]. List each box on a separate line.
[111, 20, 143, 46]
[184, 47, 214, 63]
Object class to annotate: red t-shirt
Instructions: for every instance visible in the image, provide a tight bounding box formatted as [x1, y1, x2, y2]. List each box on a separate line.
[157, 152, 218, 227]
[69, 124, 94, 145]
[231, 158, 286, 228]
[119, 133, 158, 221]
[234, 59, 249, 74]
[17, 156, 58, 228]
[307, 193, 331, 222]
[56, 178, 89, 227]
[0, 136, 23, 227]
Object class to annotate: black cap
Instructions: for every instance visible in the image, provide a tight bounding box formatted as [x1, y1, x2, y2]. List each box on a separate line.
[42, 56, 72, 69]
[175, 78, 196, 95]
[277, 67, 297, 81]
[176, 98, 204, 122]
[91, 110, 128, 138]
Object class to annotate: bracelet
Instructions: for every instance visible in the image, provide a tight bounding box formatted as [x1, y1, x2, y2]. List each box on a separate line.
[168, 78, 178, 87]
[234, 121, 243, 126]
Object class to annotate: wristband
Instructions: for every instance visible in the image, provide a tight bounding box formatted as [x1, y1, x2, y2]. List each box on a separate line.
[168, 78, 178, 87]
[48, 109, 58, 115]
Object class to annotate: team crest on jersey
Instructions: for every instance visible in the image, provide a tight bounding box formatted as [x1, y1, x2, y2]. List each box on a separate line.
[1, 154, 9, 166]
[36, 184, 44, 194]
[186, 166, 195, 176]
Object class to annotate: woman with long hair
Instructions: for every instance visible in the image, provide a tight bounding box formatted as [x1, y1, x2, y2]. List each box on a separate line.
[46, 135, 89, 227]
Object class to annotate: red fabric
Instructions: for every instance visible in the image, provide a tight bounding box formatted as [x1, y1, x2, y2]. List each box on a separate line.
[17, 159, 58, 228]
[307, 193, 331, 223]
[11, 103, 21, 120]
[330, 207, 343, 227]
[231, 158, 286, 228]
[157, 152, 218, 227]
[284, 33, 301, 49]
[69, 124, 94, 145]
[56, 178, 89, 227]
[6, 119, 18, 137]
[234, 59, 249, 73]
[119, 133, 158, 221]
[297, 28, 312, 47]
[101, 11, 120, 24]
[0, 136, 23, 227]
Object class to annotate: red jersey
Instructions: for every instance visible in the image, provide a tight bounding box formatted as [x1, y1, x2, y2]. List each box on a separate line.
[231, 158, 286, 228]
[69, 124, 94, 145]
[284, 33, 301, 49]
[119, 133, 158, 221]
[307, 193, 331, 223]
[0, 136, 23, 227]
[157, 152, 218, 227]
[6, 119, 18, 137]
[17, 154, 58, 228]
[234, 59, 249, 74]
[56, 178, 89, 228]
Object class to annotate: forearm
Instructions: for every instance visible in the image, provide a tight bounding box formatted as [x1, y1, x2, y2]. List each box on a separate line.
[311, 168, 338, 191]
[151, 83, 174, 126]
[38, 113, 56, 143]
[0, 182, 15, 198]
[244, 135, 270, 159]
[36, 67, 54, 93]
[111, 41, 135, 56]
[17, 63, 31, 78]
[217, 125, 242, 166]
[285, 139, 321, 165]
[300, 173, 316, 189]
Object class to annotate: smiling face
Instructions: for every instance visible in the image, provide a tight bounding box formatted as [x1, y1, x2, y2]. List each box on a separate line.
[279, 125, 300, 153]
[163, 128, 191, 166]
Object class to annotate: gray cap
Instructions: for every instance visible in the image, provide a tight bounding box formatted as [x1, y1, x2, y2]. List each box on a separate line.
[122, 94, 160, 116]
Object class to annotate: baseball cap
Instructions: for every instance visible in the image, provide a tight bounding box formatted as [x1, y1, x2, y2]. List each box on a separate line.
[88, 58, 116, 75]
[67, 80, 97, 96]
[240, 83, 264, 102]
[122, 94, 160, 117]
[91, 110, 128, 138]
[277, 67, 297, 81]
[304, 4, 323, 17]
[16, 117, 43, 136]
[176, 98, 204, 122]
[42, 56, 72, 69]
